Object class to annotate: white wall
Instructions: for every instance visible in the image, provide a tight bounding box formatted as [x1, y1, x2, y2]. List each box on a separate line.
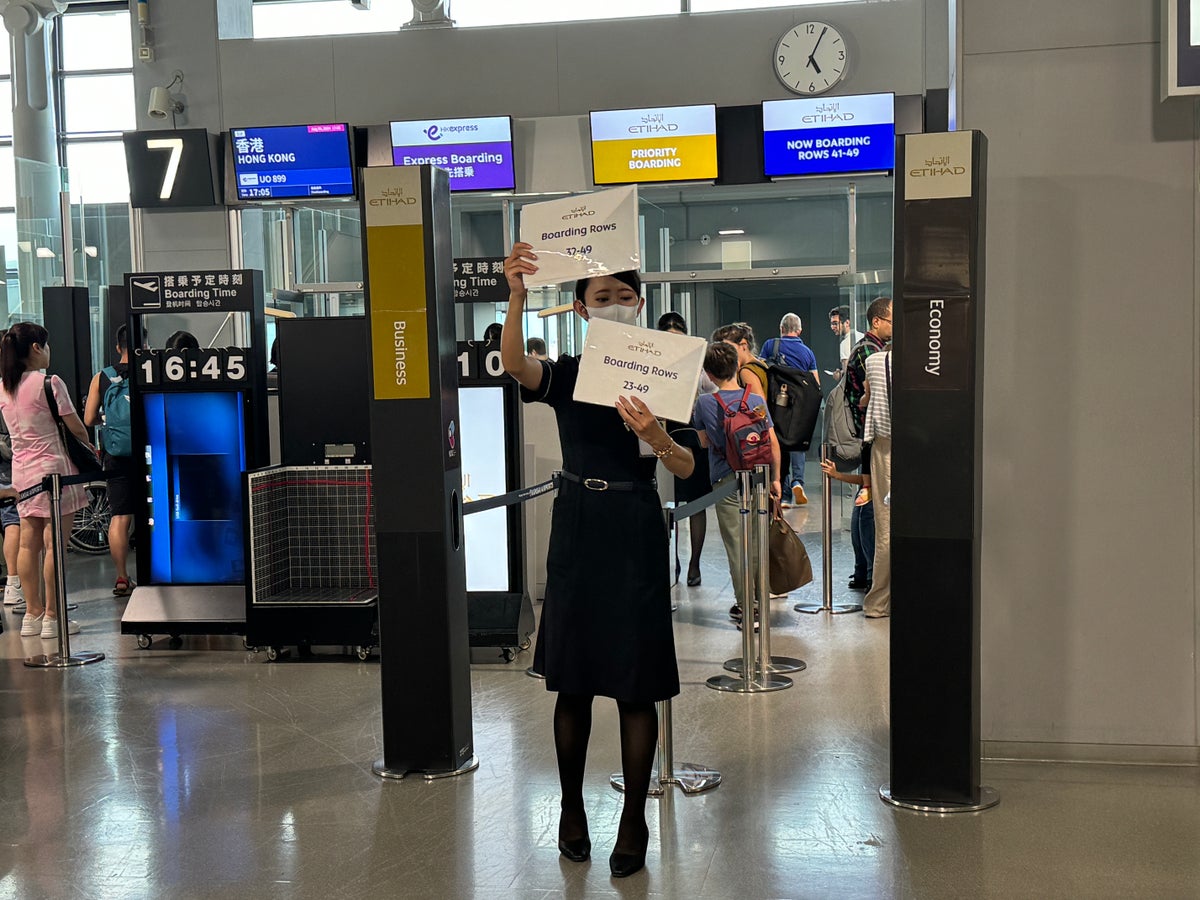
[961, 1, 1200, 759]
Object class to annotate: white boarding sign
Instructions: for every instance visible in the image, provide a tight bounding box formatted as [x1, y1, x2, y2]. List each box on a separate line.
[519, 185, 640, 288]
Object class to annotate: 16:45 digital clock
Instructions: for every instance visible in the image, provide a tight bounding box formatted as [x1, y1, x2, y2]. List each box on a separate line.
[135, 347, 249, 388]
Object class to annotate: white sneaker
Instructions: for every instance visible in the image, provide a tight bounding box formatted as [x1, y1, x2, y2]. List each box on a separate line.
[40, 617, 80, 639]
[3, 581, 22, 605]
[20, 613, 44, 636]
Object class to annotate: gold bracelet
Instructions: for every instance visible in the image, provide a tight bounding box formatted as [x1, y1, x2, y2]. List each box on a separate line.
[653, 441, 675, 459]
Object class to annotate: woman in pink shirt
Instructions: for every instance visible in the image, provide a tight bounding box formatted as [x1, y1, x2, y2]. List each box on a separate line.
[0, 323, 94, 639]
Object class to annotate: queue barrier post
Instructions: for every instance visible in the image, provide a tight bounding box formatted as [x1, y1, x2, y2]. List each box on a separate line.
[795, 444, 862, 616]
[707, 468, 790, 694]
[24, 473, 105, 670]
[610, 696, 723, 797]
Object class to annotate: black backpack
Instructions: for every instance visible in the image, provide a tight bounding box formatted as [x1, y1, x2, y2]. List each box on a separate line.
[763, 343, 822, 452]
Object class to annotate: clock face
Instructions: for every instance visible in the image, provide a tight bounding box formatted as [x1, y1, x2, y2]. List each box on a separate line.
[774, 22, 848, 96]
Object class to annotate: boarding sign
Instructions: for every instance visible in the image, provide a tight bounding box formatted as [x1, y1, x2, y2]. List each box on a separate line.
[590, 105, 718, 185]
[763, 93, 895, 177]
[126, 269, 258, 313]
[390, 116, 516, 192]
[573, 317, 706, 424]
[519, 186, 640, 288]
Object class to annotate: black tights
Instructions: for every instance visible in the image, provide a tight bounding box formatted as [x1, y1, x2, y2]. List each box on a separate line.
[554, 692, 658, 851]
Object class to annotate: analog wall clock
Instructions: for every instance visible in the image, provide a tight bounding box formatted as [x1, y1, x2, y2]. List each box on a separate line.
[774, 22, 849, 96]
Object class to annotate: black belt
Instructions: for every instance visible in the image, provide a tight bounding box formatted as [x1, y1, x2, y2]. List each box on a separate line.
[559, 471, 657, 493]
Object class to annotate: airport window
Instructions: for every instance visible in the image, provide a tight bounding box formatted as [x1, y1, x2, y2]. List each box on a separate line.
[253, 0, 408, 37]
[64, 141, 130, 204]
[451, 0, 678, 28]
[60, 7, 133, 70]
[689, 0, 860, 11]
[61, 74, 136, 136]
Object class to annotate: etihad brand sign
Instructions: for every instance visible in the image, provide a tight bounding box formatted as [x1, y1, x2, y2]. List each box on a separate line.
[904, 131, 974, 201]
[390, 116, 516, 192]
[590, 105, 718, 185]
[364, 175, 422, 227]
[763, 92, 895, 178]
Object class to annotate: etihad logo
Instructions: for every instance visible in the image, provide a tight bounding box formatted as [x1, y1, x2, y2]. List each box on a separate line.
[628, 112, 680, 135]
[561, 205, 596, 221]
[801, 102, 855, 125]
[627, 340, 663, 357]
[370, 185, 417, 206]
[910, 155, 967, 178]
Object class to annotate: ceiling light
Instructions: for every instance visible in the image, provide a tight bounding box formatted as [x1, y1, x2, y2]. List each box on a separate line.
[718, 229, 745, 236]
[36, 247, 56, 258]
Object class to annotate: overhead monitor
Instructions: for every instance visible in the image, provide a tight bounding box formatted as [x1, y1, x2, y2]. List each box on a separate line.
[1164, 0, 1200, 97]
[389, 116, 516, 192]
[230, 123, 355, 201]
[762, 93, 896, 178]
[589, 104, 718, 185]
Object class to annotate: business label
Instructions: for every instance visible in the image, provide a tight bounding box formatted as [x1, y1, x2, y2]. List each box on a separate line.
[363, 166, 430, 400]
[590, 105, 717, 185]
[904, 131, 974, 201]
[763, 93, 895, 177]
[573, 317, 706, 423]
[390, 116, 515, 192]
[518, 185, 640, 288]
[231, 124, 354, 200]
[899, 295, 970, 391]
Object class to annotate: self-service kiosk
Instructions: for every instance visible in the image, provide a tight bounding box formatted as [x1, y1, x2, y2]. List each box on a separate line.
[119, 269, 269, 648]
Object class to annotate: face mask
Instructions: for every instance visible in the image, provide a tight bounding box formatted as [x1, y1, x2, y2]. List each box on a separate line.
[587, 304, 640, 326]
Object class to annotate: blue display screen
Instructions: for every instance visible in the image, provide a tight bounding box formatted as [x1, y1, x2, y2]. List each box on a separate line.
[231, 123, 354, 200]
[762, 93, 895, 177]
[144, 391, 247, 584]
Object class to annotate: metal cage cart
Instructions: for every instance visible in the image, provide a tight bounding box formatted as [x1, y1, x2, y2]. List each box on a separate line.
[245, 465, 378, 660]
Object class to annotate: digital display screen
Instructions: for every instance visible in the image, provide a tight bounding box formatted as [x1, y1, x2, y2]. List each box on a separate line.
[762, 93, 895, 177]
[390, 116, 515, 192]
[144, 391, 247, 584]
[231, 123, 354, 200]
[459, 386, 510, 592]
[590, 105, 718, 185]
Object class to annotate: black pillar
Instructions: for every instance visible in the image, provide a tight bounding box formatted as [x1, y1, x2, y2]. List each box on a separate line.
[42, 285, 92, 409]
[888, 130, 989, 807]
[362, 165, 473, 777]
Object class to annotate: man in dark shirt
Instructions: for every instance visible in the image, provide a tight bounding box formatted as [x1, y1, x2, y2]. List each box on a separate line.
[843, 297, 892, 591]
[761, 313, 819, 504]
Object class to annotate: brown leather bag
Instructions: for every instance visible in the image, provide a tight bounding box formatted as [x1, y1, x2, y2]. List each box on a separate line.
[768, 514, 813, 594]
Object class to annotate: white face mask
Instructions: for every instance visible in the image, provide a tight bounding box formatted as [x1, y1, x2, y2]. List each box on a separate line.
[587, 303, 640, 326]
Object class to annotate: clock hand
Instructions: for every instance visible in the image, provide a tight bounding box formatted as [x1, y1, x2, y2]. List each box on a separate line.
[806, 26, 828, 74]
[807, 53, 822, 75]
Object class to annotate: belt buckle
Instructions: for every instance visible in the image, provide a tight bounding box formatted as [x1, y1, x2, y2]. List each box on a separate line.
[583, 478, 609, 491]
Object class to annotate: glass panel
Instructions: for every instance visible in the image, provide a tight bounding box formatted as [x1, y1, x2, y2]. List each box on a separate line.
[292, 205, 363, 285]
[690, 0, 858, 10]
[13, 157, 66, 323]
[0, 80, 13, 140]
[65, 141, 130, 204]
[0, 146, 16, 209]
[0, 211, 16, 325]
[71, 201, 132, 369]
[454, 0, 677, 27]
[239, 207, 289, 300]
[252, 0, 409, 38]
[61, 9, 134, 70]
[63, 74, 136, 135]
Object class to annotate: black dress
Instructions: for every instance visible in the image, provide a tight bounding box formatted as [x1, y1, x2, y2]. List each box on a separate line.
[523, 356, 680, 703]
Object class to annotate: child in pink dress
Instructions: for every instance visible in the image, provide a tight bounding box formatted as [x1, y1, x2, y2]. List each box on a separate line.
[0, 323, 93, 639]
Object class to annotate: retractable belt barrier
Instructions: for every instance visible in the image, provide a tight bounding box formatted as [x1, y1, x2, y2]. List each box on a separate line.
[16, 472, 106, 670]
[461, 476, 559, 517]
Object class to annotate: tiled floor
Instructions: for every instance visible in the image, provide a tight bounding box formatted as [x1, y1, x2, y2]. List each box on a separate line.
[1, 494, 1198, 899]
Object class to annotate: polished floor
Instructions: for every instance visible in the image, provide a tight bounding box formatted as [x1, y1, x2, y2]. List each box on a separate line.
[1, 493, 1199, 899]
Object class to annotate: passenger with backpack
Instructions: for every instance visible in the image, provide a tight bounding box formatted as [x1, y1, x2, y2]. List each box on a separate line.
[760, 313, 821, 506]
[84, 325, 137, 597]
[692, 341, 781, 625]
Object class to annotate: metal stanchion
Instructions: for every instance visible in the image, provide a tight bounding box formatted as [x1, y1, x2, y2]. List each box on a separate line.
[25, 474, 104, 669]
[727, 465, 805, 676]
[796, 444, 862, 615]
[708, 469, 790, 694]
[610, 697, 722, 796]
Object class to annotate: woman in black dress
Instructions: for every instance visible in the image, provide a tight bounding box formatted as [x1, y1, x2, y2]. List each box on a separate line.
[501, 242, 694, 879]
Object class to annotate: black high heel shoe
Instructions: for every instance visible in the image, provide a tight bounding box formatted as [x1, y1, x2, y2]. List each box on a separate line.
[609, 823, 649, 878]
[558, 835, 591, 863]
[686, 570, 702, 587]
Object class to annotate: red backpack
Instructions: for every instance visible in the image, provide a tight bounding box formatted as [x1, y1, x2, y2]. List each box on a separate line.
[714, 385, 774, 471]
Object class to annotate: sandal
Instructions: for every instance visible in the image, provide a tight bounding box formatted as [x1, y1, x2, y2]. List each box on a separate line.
[113, 577, 135, 597]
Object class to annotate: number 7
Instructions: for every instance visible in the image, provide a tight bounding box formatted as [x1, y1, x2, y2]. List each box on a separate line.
[146, 137, 184, 200]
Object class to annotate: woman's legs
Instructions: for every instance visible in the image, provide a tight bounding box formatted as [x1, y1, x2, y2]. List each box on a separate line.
[554, 691, 594, 843]
[614, 700, 658, 853]
[42, 515, 75, 620]
[686, 510, 706, 582]
[17, 517, 46, 618]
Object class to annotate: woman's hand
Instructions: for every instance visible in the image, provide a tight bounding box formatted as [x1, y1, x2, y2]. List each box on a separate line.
[504, 242, 538, 297]
[770, 479, 782, 504]
[615, 395, 668, 447]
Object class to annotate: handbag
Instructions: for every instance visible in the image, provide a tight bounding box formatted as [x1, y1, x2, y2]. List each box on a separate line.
[42, 375, 101, 475]
[768, 513, 813, 594]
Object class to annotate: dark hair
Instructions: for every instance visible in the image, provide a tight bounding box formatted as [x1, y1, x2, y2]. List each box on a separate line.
[573, 269, 642, 303]
[526, 337, 546, 355]
[829, 306, 850, 323]
[703, 341, 738, 382]
[711, 321, 756, 353]
[166, 330, 200, 351]
[1, 322, 48, 395]
[482, 323, 503, 344]
[116, 324, 128, 353]
[867, 296, 892, 329]
[656, 311, 687, 333]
